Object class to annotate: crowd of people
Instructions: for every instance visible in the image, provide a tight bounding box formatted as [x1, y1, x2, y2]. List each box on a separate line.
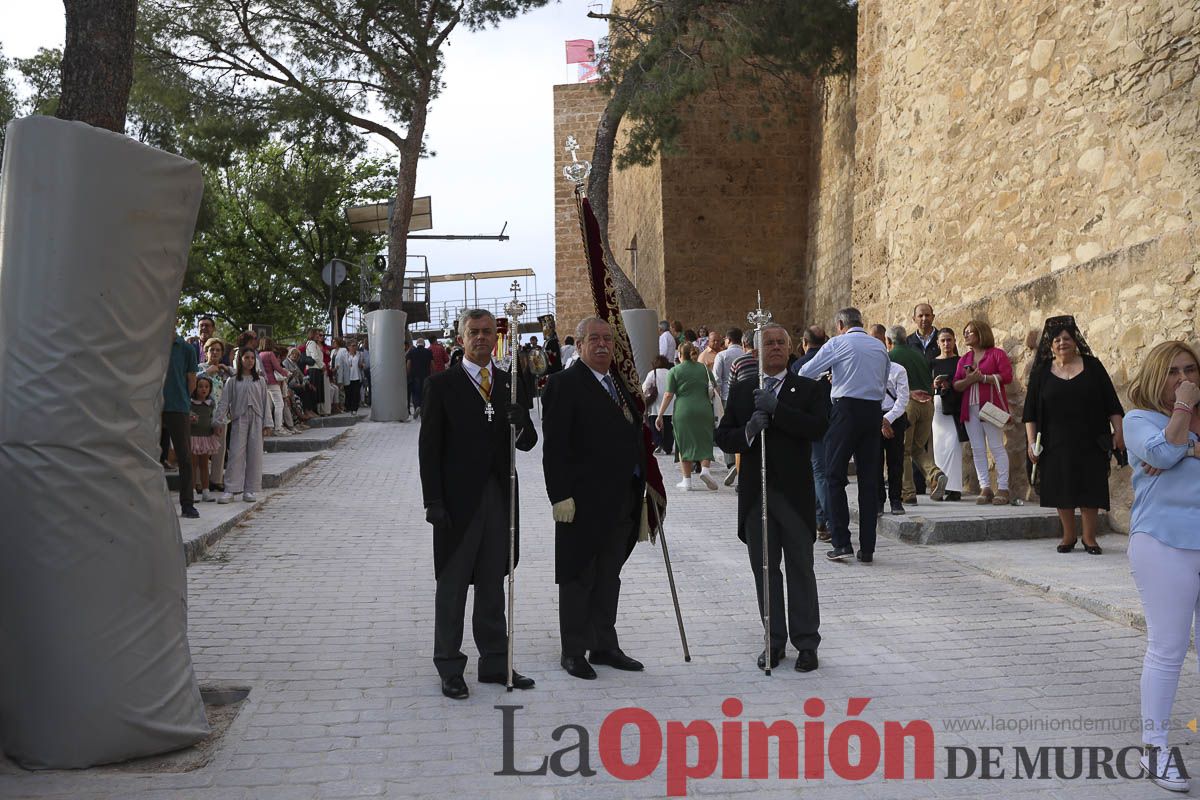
[645, 305, 1138, 559]
[164, 318, 371, 519]
[416, 305, 1197, 792]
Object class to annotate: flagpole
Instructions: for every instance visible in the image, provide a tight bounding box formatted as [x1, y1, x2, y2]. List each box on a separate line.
[503, 281, 527, 692]
[747, 292, 773, 675]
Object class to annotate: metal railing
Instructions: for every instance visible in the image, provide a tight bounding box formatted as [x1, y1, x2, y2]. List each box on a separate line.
[427, 293, 556, 331]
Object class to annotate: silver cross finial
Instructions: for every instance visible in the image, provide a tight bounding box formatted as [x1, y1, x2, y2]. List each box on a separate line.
[562, 135, 592, 188]
[747, 290, 773, 331]
[504, 281, 526, 321]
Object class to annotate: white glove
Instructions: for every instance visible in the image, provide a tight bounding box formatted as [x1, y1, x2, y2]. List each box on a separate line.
[552, 498, 576, 523]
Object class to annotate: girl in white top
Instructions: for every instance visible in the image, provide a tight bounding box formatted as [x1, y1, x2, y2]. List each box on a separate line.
[215, 349, 271, 503]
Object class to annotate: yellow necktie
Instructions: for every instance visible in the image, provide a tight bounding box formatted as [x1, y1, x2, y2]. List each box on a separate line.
[479, 366, 491, 400]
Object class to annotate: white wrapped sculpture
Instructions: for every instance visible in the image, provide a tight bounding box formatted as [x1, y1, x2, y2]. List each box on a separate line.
[0, 116, 210, 768]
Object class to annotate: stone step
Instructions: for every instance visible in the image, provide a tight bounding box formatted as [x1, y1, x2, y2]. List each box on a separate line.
[263, 425, 350, 453]
[848, 486, 1111, 544]
[166, 450, 323, 492]
[303, 412, 362, 429]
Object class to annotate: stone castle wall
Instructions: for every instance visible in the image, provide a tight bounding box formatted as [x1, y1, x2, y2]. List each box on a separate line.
[610, 124, 667, 323]
[851, 0, 1200, 522]
[657, 85, 815, 335]
[804, 73, 858, 330]
[551, 84, 607, 336]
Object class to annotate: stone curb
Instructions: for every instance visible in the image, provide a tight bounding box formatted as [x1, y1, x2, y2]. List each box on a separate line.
[302, 412, 363, 429]
[263, 426, 350, 453]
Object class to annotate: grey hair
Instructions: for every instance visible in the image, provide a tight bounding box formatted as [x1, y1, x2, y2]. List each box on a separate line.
[458, 308, 496, 338]
[659, 319, 670, 331]
[576, 316, 611, 340]
[834, 307, 863, 329]
[758, 323, 791, 346]
[886, 324, 907, 344]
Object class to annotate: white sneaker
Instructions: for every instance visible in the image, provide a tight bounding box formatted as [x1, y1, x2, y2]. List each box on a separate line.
[202, 489, 214, 502]
[1142, 748, 1191, 792]
[217, 492, 235, 504]
[697, 469, 719, 491]
[243, 492, 258, 503]
[675, 478, 696, 491]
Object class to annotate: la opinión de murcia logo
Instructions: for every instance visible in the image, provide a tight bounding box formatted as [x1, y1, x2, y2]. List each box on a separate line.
[494, 698, 1189, 796]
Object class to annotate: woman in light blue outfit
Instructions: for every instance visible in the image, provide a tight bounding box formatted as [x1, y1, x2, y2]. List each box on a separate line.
[1124, 340, 1200, 794]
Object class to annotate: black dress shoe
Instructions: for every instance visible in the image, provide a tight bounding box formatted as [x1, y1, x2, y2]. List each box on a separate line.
[826, 546, 853, 562]
[441, 675, 469, 699]
[795, 649, 819, 672]
[757, 648, 785, 670]
[945, 491, 962, 502]
[479, 670, 535, 689]
[890, 504, 906, 515]
[589, 649, 644, 671]
[561, 655, 597, 680]
[856, 551, 873, 563]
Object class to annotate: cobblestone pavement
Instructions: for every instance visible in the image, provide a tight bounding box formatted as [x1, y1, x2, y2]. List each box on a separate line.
[2, 420, 1196, 799]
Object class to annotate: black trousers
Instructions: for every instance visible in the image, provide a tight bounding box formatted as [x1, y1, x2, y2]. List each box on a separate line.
[824, 397, 883, 555]
[160, 411, 194, 509]
[346, 380, 362, 413]
[654, 414, 674, 454]
[880, 415, 909, 508]
[559, 478, 641, 657]
[433, 479, 508, 679]
[745, 489, 821, 652]
[305, 370, 324, 412]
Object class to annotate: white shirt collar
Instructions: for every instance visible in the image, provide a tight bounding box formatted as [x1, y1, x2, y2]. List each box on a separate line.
[587, 364, 611, 384]
[461, 357, 495, 381]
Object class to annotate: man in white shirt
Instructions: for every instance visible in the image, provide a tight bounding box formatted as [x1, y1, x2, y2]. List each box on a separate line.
[872, 325, 910, 516]
[713, 328, 746, 403]
[658, 320, 677, 364]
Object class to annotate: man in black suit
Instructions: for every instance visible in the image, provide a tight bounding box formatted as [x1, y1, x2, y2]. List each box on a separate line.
[716, 323, 828, 673]
[542, 317, 647, 680]
[419, 309, 537, 700]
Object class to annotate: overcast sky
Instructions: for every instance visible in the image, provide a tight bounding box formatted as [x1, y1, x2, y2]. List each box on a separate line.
[3, 1, 608, 327]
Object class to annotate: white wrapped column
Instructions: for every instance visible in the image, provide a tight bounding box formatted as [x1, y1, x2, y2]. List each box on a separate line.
[621, 308, 660, 380]
[365, 308, 410, 422]
[0, 117, 209, 768]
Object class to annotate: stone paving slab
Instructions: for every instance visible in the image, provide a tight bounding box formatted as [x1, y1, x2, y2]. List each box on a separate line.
[3, 422, 1193, 800]
[927, 534, 1145, 630]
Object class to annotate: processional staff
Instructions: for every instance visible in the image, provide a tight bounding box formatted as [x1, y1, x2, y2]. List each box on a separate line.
[503, 281, 527, 692]
[747, 292, 774, 675]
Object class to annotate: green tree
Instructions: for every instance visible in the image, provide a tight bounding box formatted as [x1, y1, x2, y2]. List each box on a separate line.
[13, 47, 63, 116]
[142, 0, 548, 312]
[180, 140, 394, 341]
[583, 0, 857, 308]
[0, 49, 19, 163]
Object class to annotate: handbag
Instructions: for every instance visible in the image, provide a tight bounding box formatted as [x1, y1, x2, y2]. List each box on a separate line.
[978, 374, 1011, 427]
[645, 371, 659, 404]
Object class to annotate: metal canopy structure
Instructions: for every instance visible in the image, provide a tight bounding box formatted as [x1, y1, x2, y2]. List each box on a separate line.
[346, 196, 432, 234]
[428, 267, 533, 283]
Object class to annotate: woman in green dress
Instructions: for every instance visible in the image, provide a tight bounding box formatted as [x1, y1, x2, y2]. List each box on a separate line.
[656, 341, 719, 490]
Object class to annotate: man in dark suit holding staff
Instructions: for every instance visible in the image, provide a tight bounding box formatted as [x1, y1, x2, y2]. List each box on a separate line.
[542, 317, 647, 680]
[419, 309, 537, 700]
[716, 323, 828, 673]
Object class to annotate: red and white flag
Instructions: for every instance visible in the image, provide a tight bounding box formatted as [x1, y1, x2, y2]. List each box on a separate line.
[564, 39, 595, 64]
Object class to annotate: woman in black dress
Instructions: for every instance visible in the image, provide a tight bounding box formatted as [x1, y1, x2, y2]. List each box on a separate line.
[931, 328, 966, 501]
[1023, 316, 1125, 554]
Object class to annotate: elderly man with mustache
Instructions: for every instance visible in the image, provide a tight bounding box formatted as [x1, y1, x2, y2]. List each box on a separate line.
[542, 317, 648, 680]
